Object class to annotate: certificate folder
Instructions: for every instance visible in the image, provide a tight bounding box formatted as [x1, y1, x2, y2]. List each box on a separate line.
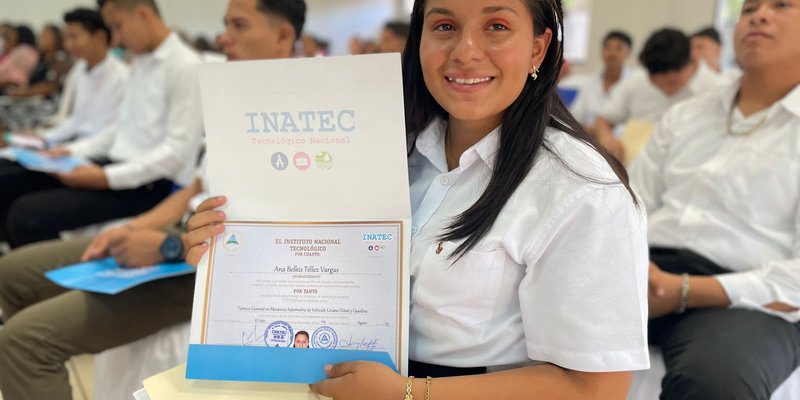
[186, 53, 411, 385]
[11, 147, 85, 173]
[186, 345, 395, 383]
[45, 258, 194, 295]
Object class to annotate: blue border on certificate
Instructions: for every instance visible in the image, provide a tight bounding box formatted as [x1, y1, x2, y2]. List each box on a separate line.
[186, 344, 396, 383]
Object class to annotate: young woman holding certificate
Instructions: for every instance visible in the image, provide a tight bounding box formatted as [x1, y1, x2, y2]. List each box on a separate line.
[186, 0, 649, 398]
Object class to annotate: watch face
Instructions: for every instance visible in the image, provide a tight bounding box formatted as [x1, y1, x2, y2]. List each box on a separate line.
[162, 236, 182, 261]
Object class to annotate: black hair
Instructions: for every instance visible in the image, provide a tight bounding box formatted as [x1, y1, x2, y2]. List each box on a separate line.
[103, 0, 161, 16]
[257, 0, 307, 42]
[42, 24, 64, 51]
[603, 30, 632, 49]
[294, 330, 309, 339]
[384, 21, 411, 40]
[691, 26, 721, 45]
[639, 28, 691, 75]
[15, 25, 36, 47]
[64, 8, 111, 45]
[403, 0, 635, 257]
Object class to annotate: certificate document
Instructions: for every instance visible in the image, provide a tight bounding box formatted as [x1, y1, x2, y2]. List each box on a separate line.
[186, 54, 411, 385]
[202, 222, 403, 362]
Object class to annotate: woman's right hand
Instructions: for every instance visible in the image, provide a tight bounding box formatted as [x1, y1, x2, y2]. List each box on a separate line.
[185, 196, 227, 266]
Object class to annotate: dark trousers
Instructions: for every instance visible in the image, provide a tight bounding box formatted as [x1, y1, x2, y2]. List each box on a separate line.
[649, 248, 800, 400]
[0, 159, 173, 247]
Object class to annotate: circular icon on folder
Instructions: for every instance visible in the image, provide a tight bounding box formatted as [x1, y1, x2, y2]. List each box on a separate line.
[311, 326, 338, 349]
[265, 321, 294, 347]
[293, 152, 311, 171]
[315, 151, 333, 170]
[271, 152, 289, 171]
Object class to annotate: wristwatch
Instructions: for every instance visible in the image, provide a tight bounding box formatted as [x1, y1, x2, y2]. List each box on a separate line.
[160, 234, 184, 263]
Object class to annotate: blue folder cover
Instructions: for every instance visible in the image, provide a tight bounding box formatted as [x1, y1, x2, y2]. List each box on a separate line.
[11, 148, 85, 173]
[45, 258, 195, 295]
[186, 344, 396, 383]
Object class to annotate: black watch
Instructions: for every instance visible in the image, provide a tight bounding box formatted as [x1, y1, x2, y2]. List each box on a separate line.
[160, 234, 184, 263]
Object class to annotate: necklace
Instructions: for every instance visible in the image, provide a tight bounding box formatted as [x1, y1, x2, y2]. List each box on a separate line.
[726, 93, 769, 137]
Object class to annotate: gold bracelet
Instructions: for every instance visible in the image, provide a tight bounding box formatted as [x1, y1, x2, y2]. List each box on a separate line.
[405, 376, 415, 400]
[425, 376, 432, 400]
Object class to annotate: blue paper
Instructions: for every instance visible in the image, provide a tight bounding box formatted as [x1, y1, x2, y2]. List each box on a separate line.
[557, 87, 580, 107]
[11, 148, 85, 173]
[186, 344, 396, 383]
[45, 258, 195, 295]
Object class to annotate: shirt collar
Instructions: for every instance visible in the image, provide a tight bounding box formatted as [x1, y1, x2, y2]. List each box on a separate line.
[86, 54, 112, 77]
[717, 79, 800, 119]
[415, 118, 501, 173]
[152, 32, 179, 61]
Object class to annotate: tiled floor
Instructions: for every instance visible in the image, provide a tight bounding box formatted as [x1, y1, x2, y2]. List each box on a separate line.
[0, 354, 95, 400]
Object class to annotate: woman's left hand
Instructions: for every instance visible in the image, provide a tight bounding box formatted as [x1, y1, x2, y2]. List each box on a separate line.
[310, 361, 406, 400]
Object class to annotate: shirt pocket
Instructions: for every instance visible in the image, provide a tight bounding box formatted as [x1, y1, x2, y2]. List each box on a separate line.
[413, 241, 506, 327]
[717, 150, 799, 228]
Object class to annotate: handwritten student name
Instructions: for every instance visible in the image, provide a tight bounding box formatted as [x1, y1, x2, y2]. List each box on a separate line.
[245, 110, 356, 134]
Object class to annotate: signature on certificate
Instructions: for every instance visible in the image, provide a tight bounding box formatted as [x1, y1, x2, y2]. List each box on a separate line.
[338, 334, 382, 352]
[241, 324, 267, 346]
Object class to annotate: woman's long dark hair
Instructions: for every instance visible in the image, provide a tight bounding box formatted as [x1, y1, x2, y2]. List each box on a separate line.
[402, 0, 636, 257]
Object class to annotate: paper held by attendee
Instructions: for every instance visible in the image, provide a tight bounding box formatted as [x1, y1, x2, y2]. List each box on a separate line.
[173, 53, 411, 392]
[141, 364, 330, 400]
[620, 119, 656, 166]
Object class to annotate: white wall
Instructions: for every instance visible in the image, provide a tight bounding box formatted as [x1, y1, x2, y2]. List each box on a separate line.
[572, 0, 718, 74]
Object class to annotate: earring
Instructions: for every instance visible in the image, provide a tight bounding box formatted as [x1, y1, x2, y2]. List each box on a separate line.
[530, 65, 540, 80]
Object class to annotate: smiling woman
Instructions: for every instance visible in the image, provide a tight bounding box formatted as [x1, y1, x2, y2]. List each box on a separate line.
[185, 1, 651, 399]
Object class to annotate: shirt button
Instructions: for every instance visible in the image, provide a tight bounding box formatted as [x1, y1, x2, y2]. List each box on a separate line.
[440, 176, 450, 185]
[411, 225, 419, 234]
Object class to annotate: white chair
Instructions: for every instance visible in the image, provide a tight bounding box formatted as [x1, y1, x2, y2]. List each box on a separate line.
[628, 346, 800, 399]
[93, 322, 190, 400]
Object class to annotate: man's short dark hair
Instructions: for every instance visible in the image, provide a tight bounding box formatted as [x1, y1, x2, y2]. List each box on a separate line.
[639, 28, 691, 75]
[384, 21, 410, 40]
[295, 330, 309, 339]
[15, 25, 36, 47]
[691, 26, 721, 45]
[64, 8, 111, 44]
[603, 30, 632, 49]
[257, 0, 307, 41]
[103, 0, 161, 16]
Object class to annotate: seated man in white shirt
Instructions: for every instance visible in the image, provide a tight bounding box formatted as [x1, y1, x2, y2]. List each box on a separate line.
[0, 0, 204, 248]
[630, 2, 800, 398]
[690, 26, 723, 75]
[594, 28, 722, 161]
[45, 8, 129, 146]
[0, 0, 307, 398]
[0, 8, 127, 148]
[569, 30, 632, 134]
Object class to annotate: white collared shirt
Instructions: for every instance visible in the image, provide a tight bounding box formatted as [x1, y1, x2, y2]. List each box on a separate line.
[569, 68, 630, 128]
[630, 81, 800, 323]
[68, 33, 204, 189]
[600, 62, 723, 125]
[42, 55, 129, 145]
[408, 120, 650, 372]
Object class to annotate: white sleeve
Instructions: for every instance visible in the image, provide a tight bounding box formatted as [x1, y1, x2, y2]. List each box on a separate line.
[519, 184, 650, 372]
[66, 125, 116, 159]
[599, 78, 632, 125]
[714, 200, 800, 323]
[569, 87, 591, 126]
[41, 115, 80, 145]
[628, 106, 679, 214]
[103, 62, 203, 190]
